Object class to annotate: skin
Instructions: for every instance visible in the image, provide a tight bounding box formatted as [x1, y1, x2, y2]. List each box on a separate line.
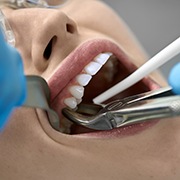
[1, 0, 180, 179]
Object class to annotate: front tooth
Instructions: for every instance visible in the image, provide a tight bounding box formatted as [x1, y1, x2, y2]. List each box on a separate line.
[69, 85, 84, 99]
[94, 52, 112, 65]
[64, 97, 77, 109]
[76, 74, 92, 86]
[84, 61, 102, 75]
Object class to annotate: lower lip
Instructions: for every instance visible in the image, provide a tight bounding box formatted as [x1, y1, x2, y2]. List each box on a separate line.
[72, 120, 159, 138]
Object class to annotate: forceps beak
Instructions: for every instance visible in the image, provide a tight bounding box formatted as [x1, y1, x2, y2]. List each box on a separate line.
[62, 104, 113, 130]
[62, 87, 180, 131]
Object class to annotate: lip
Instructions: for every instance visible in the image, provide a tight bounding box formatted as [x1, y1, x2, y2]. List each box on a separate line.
[48, 39, 137, 116]
[48, 39, 137, 101]
[48, 38, 160, 138]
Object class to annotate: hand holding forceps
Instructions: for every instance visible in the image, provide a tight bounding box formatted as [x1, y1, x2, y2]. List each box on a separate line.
[62, 87, 180, 131]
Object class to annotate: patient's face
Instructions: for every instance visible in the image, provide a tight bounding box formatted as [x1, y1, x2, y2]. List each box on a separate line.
[1, 0, 180, 179]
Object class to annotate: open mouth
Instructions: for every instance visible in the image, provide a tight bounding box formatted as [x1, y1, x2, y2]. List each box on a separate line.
[48, 39, 159, 135]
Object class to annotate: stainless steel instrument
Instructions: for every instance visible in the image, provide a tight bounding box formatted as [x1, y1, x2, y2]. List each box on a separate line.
[62, 87, 180, 130]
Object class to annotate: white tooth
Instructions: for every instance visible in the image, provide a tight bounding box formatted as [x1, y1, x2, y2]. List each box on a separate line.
[64, 97, 77, 109]
[77, 99, 82, 104]
[84, 61, 102, 75]
[69, 85, 84, 99]
[94, 52, 112, 65]
[76, 74, 92, 86]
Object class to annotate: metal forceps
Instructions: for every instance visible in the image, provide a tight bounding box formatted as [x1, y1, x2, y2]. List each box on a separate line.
[62, 87, 180, 130]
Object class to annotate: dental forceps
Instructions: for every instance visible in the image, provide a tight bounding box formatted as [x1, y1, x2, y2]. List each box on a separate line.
[62, 87, 180, 130]
[0, 0, 67, 9]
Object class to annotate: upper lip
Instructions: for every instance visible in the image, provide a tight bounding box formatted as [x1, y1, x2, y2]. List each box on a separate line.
[47, 38, 136, 103]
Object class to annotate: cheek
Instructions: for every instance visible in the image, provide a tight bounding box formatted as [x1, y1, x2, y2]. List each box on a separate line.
[14, 43, 32, 74]
[18, 48, 41, 76]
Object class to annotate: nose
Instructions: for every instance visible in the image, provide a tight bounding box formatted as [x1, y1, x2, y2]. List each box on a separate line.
[32, 10, 78, 72]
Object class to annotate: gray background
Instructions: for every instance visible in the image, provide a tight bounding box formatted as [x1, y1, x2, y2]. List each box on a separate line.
[103, 0, 180, 79]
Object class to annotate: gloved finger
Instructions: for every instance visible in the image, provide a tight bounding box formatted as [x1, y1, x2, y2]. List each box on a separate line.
[168, 62, 180, 95]
[12, 48, 27, 106]
[0, 29, 26, 130]
[0, 30, 26, 106]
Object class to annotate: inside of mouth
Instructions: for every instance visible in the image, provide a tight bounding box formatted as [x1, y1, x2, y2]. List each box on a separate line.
[63, 55, 152, 135]
[82, 55, 150, 104]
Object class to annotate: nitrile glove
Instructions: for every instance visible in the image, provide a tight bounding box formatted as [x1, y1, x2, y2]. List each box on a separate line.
[0, 30, 26, 131]
[168, 62, 180, 95]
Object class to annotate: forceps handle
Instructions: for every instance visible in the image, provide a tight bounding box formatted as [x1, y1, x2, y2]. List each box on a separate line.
[109, 96, 180, 128]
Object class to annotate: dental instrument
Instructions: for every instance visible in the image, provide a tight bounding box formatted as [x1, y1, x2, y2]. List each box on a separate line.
[93, 37, 180, 104]
[62, 87, 180, 130]
[0, 0, 67, 9]
[0, 10, 15, 46]
[23, 76, 60, 131]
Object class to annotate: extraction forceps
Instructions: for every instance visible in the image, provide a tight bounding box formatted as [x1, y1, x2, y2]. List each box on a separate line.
[62, 87, 180, 130]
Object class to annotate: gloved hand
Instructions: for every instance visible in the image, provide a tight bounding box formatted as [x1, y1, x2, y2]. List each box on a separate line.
[168, 62, 180, 95]
[0, 30, 26, 130]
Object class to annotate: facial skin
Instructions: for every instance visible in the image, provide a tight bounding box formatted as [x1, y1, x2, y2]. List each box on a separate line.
[1, 0, 180, 179]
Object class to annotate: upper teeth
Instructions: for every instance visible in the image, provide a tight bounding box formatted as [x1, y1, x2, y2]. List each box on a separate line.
[69, 85, 84, 99]
[76, 74, 92, 86]
[64, 52, 112, 109]
[84, 62, 102, 75]
[95, 53, 113, 65]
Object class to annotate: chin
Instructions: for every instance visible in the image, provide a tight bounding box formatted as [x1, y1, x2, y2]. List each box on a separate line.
[48, 39, 161, 138]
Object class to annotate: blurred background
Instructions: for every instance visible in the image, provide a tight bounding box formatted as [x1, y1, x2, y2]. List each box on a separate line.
[103, 0, 180, 79]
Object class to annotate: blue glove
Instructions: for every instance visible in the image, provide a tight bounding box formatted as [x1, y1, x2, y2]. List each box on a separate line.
[0, 30, 26, 130]
[168, 62, 180, 95]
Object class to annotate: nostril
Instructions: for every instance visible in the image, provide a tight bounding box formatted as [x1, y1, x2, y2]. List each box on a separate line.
[66, 23, 75, 34]
[43, 36, 57, 60]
